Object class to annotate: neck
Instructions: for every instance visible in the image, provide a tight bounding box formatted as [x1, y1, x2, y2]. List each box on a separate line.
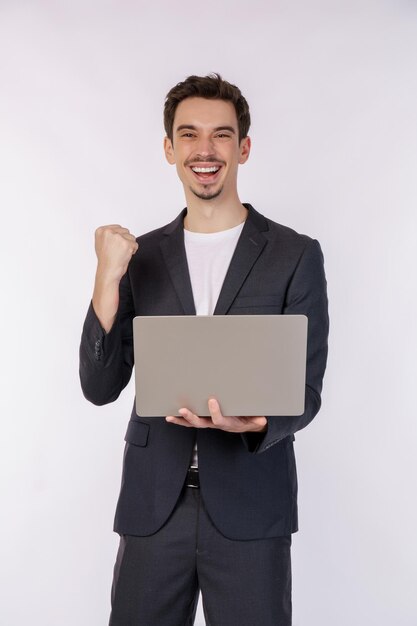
[183, 194, 247, 234]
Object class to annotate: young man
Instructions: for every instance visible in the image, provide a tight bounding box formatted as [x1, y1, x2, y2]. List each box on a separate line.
[79, 73, 329, 626]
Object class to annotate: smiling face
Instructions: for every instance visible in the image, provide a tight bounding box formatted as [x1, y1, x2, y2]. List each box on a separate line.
[164, 97, 251, 204]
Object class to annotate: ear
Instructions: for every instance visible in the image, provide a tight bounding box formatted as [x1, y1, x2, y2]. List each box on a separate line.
[238, 136, 251, 165]
[164, 136, 176, 164]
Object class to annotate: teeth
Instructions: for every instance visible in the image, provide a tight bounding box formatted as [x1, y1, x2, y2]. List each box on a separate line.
[191, 166, 219, 173]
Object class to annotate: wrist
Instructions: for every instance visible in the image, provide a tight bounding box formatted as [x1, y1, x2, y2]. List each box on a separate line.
[95, 265, 123, 287]
[92, 274, 121, 334]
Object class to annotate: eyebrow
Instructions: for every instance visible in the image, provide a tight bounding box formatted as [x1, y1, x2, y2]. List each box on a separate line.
[175, 124, 236, 134]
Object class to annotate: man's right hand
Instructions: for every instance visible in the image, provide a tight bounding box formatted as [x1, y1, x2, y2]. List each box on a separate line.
[92, 225, 138, 333]
[94, 224, 138, 283]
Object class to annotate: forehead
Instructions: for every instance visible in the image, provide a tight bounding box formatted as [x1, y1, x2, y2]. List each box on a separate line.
[173, 97, 238, 131]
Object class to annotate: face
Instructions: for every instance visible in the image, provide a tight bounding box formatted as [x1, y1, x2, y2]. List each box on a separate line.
[164, 97, 251, 202]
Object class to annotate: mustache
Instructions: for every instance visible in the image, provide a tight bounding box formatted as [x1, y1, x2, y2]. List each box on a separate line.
[185, 156, 225, 166]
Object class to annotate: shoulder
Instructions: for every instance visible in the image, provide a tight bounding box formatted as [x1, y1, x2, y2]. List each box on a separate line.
[247, 204, 318, 252]
[265, 216, 312, 244]
[135, 209, 185, 246]
[136, 224, 168, 246]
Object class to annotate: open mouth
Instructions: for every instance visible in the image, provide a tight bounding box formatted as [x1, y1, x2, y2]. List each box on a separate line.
[189, 165, 222, 184]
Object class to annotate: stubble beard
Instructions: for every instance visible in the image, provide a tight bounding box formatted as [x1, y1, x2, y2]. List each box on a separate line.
[190, 184, 223, 201]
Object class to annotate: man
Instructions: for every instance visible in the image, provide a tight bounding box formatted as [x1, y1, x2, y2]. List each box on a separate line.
[79, 73, 329, 626]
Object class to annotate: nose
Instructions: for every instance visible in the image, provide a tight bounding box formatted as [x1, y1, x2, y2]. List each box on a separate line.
[194, 134, 215, 158]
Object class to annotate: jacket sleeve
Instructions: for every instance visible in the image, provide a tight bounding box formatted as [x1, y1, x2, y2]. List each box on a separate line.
[241, 238, 329, 453]
[79, 270, 135, 406]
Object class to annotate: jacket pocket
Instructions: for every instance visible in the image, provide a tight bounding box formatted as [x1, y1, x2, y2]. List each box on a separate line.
[124, 419, 150, 447]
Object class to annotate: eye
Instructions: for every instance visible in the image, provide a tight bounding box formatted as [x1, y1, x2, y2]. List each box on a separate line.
[215, 133, 231, 139]
[181, 132, 195, 138]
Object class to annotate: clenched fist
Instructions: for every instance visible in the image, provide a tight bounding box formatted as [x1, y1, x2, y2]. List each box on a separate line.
[94, 224, 138, 283]
[92, 224, 138, 333]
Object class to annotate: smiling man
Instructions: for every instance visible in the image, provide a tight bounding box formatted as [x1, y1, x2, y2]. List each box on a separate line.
[79, 73, 329, 626]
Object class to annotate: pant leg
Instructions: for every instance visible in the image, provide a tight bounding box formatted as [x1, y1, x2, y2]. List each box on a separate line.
[109, 487, 200, 626]
[197, 494, 292, 626]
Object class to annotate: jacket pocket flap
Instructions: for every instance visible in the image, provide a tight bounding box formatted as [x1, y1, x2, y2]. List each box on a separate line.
[124, 419, 150, 447]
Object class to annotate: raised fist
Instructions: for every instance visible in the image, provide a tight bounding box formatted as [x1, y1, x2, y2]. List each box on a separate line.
[94, 224, 138, 282]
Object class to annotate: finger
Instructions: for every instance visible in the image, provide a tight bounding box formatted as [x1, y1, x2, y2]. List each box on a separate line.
[95, 224, 122, 232]
[178, 408, 213, 429]
[165, 416, 194, 428]
[96, 225, 128, 235]
[113, 226, 131, 234]
[113, 232, 138, 255]
[166, 414, 213, 429]
[178, 408, 203, 427]
[120, 233, 137, 244]
[208, 398, 227, 427]
[242, 416, 268, 431]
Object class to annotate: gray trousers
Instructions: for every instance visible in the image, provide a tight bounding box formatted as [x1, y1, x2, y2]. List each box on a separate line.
[109, 486, 292, 626]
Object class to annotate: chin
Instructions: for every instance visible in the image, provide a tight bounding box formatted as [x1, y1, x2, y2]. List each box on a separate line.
[190, 185, 224, 201]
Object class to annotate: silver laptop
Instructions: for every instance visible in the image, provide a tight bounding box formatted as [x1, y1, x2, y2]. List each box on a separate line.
[133, 315, 307, 418]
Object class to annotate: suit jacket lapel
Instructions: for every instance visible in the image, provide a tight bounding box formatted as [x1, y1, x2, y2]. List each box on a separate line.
[160, 204, 269, 316]
[160, 209, 196, 315]
[214, 204, 269, 315]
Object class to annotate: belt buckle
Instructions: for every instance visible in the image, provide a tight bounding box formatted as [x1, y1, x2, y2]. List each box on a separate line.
[185, 467, 199, 489]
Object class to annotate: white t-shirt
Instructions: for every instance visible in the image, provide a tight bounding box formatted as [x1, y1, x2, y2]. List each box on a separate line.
[184, 220, 245, 466]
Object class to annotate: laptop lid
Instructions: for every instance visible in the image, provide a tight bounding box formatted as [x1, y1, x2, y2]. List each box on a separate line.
[133, 314, 307, 418]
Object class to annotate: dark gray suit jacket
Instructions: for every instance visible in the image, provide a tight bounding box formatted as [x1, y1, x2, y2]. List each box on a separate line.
[79, 204, 329, 540]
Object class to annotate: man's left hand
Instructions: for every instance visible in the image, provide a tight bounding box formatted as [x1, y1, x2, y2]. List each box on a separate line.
[166, 398, 267, 433]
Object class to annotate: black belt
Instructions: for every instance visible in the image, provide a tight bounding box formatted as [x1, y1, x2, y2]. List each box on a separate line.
[185, 467, 199, 489]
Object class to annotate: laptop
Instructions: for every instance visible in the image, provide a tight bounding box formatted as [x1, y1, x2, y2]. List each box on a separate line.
[133, 314, 307, 418]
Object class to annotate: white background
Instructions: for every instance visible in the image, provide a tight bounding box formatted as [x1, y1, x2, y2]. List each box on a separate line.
[1, 1, 416, 624]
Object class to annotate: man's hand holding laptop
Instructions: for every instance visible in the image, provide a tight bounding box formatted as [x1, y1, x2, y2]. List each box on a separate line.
[166, 398, 267, 433]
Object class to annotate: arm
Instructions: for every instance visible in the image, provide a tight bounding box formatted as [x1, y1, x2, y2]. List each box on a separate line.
[241, 238, 329, 453]
[79, 225, 137, 405]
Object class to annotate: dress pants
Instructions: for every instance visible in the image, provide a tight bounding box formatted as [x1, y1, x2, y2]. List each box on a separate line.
[109, 485, 292, 626]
